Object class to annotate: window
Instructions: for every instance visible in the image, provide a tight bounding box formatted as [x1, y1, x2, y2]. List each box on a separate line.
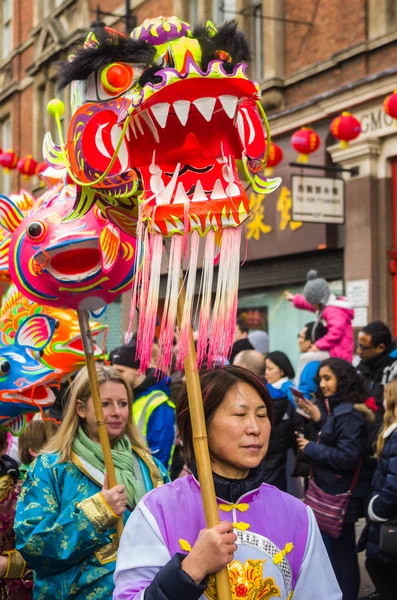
[38, 0, 64, 21]
[2, 0, 12, 59]
[252, 2, 264, 81]
[189, 0, 198, 25]
[1, 117, 11, 196]
[213, 0, 237, 25]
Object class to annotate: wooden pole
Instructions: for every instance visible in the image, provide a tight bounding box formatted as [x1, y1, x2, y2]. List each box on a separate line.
[77, 309, 123, 540]
[176, 284, 232, 600]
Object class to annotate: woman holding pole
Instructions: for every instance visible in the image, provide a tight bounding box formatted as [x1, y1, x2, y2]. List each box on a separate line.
[14, 365, 167, 600]
[114, 366, 341, 600]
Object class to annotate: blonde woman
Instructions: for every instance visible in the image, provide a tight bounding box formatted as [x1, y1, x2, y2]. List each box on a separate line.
[362, 379, 397, 600]
[14, 365, 168, 600]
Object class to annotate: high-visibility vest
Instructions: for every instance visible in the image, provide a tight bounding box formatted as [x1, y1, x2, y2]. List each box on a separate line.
[133, 390, 175, 439]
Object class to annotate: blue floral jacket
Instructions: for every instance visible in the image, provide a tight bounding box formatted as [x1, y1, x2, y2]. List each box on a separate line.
[14, 450, 168, 600]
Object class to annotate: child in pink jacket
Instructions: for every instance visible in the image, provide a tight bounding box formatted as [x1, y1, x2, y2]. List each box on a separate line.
[286, 270, 354, 363]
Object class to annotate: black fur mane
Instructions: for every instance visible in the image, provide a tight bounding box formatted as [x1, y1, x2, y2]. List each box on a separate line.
[57, 20, 251, 90]
[57, 28, 156, 90]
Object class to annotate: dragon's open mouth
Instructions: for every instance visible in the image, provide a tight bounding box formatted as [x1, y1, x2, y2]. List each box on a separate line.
[90, 76, 264, 234]
[34, 240, 102, 282]
[3, 384, 56, 407]
[67, 333, 103, 356]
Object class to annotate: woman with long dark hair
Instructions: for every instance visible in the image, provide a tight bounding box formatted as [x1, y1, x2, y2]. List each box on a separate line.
[297, 358, 374, 600]
[360, 379, 397, 599]
[114, 366, 341, 599]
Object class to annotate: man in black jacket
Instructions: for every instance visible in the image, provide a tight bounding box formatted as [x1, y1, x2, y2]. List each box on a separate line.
[356, 321, 397, 421]
[233, 349, 301, 491]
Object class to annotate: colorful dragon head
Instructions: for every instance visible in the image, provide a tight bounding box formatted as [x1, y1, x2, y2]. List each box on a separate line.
[0, 314, 62, 434]
[47, 17, 279, 237]
[45, 17, 281, 371]
[0, 286, 107, 379]
[0, 183, 141, 311]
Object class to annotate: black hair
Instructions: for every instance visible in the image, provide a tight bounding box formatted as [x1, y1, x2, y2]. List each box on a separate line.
[57, 28, 156, 90]
[304, 321, 328, 343]
[193, 21, 251, 72]
[361, 321, 393, 349]
[57, 20, 251, 91]
[177, 366, 273, 468]
[0, 429, 7, 452]
[317, 358, 367, 404]
[236, 318, 249, 335]
[266, 351, 295, 380]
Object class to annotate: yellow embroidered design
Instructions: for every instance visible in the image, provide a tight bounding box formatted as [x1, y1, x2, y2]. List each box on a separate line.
[287, 592, 294, 599]
[94, 533, 118, 564]
[0, 474, 12, 502]
[219, 503, 249, 513]
[273, 542, 294, 565]
[179, 539, 192, 553]
[233, 522, 251, 531]
[205, 559, 281, 600]
[77, 492, 120, 532]
[3, 549, 26, 579]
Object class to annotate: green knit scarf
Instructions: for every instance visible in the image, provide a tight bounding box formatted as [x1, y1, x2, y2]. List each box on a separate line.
[73, 427, 146, 509]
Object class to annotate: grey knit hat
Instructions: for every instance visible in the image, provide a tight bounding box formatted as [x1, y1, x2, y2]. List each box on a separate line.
[303, 270, 331, 305]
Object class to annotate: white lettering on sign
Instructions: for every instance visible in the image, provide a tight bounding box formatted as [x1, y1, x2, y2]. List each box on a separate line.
[354, 104, 395, 139]
[291, 175, 344, 224]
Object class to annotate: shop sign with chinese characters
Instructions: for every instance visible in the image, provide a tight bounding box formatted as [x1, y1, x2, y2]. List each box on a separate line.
[291, 175, 345, 224]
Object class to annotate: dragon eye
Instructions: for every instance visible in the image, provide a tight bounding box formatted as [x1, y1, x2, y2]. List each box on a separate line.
[100, 63, 134, 96]
[27, 221, 46, 240]
[0, 359, 10, 374]
[214, 50, 232, 62]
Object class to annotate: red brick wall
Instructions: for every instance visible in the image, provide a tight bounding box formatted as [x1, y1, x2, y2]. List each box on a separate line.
[284, 0, 366, 76]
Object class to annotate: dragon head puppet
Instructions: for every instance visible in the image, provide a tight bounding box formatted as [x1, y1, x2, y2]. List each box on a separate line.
[0, 286, 107, 381]
[0, 183, 140, 312]
[47, 17, 281, 371]
[0, 314, 62, 435]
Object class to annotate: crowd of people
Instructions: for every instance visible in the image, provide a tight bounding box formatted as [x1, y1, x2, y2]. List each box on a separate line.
[0, 270, 396, 599]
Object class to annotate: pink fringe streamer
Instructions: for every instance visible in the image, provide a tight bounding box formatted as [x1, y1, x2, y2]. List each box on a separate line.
[137, 232, 163, 372]
[156, 235, 183, 373]
[207, 227, 242, 366]
[176, 230, 200, 370]
[196, 230, 215, 367]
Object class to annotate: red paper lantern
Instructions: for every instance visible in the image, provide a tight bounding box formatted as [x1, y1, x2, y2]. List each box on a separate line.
[17, 155, 39, 179]
[35, 161, 47, 176]
[0, 150, 18, 172]
[291, 127, 320, 163]
[330, 112, 361, 149]
[384, 90, 397, 123]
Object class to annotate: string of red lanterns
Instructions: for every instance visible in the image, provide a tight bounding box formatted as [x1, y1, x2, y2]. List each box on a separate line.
[0, 150, 47, 178]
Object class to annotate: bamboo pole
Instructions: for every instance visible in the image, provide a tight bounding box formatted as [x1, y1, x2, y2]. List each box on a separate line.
[176, 284, 232, 600]
[77, 309, 123, 540]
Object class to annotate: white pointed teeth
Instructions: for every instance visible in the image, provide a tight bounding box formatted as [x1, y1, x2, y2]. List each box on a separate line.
[150, 103, 170, 128]
[174, 182, 190, 204]
[219, 95, 238, 119]
[192, 180, 207, 202]
[193, 97, 216, 122]
[157, 163, 181, 205]
[210, 179, 226, 200]
[174, 100, 191, 126]
[141, 111, 160, 143]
